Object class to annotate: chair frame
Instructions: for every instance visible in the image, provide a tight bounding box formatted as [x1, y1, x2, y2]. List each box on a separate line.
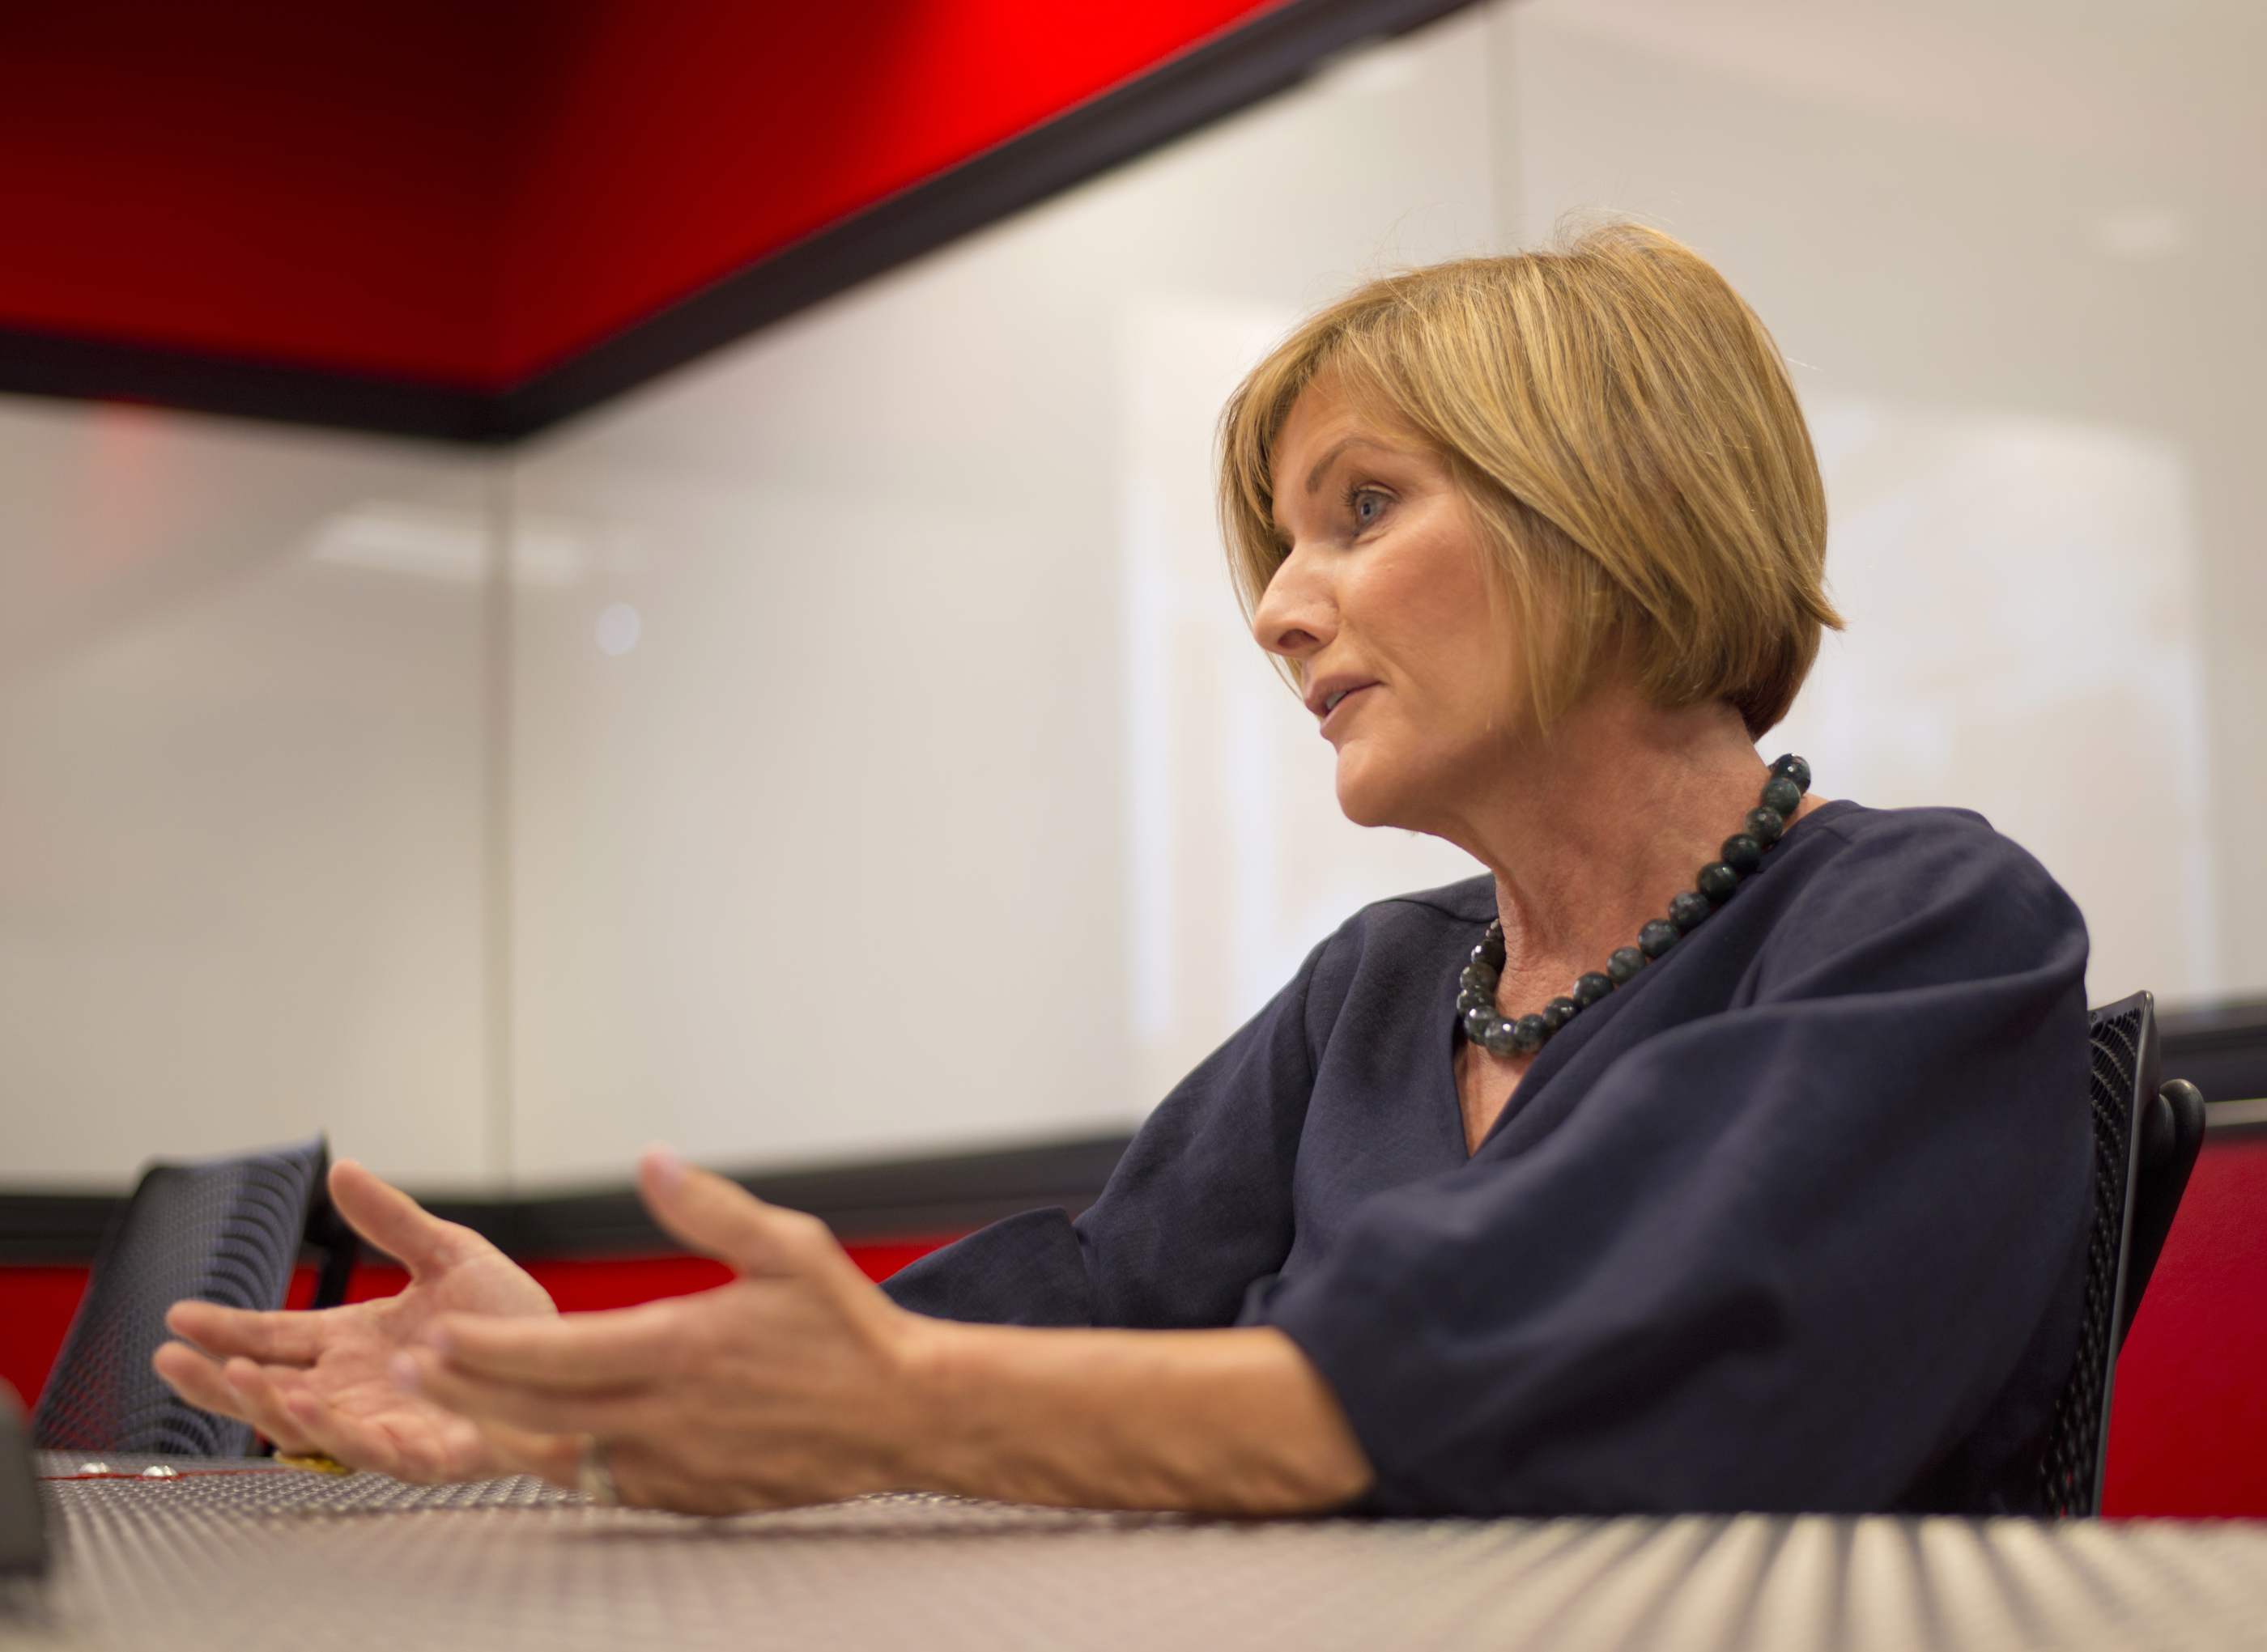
[2039, 992, 2206, 1517]
[29, 1136, 356, 1458]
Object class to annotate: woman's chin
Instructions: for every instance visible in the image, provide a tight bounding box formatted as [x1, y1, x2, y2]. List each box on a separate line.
[1333, 764, 1417, 831]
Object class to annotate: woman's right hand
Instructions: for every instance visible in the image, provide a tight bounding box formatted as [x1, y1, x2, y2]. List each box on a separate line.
[152, 1158, 557, 1482]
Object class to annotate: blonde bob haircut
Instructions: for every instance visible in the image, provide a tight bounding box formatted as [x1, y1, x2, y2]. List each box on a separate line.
[1219, 222, 1841, 737]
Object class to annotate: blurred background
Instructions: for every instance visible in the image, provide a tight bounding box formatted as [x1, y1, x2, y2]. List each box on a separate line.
[0, 0, 2261, 1508]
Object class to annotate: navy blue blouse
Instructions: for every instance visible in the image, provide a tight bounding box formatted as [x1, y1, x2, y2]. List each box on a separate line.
[885, 801, 2094, 1515]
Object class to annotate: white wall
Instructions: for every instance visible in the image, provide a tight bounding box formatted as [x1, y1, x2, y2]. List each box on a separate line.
[1504, 0, 2266, 1005]
[0, 403, 495, 1188]
[2, 0, 2261, 1191]
[501, 12, 1499, 1183]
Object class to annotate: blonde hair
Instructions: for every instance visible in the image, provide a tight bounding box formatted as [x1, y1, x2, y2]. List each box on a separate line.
[1219, 223, 1840, 737]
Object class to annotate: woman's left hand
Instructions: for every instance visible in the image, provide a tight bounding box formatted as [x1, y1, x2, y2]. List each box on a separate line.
[398, 1148, 933, 1514]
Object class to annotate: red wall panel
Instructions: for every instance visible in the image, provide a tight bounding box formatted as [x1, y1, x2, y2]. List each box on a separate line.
[2103, 1134, 2267, 1517]
[0, 1236, 953, 1414]
[0, 1266, 91, 1412]
[0, 0, 1282, 388]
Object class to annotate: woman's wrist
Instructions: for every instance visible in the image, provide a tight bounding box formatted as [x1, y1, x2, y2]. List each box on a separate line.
[880, 1311, 1375, 1514]
[882, 1311, 1060, 1503]
[875, 1306, 972, 1495]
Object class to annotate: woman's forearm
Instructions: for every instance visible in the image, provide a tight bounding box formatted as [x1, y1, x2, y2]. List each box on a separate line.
[893, 1319, 1375, 1514]
[400, 1159, 1372, 1516]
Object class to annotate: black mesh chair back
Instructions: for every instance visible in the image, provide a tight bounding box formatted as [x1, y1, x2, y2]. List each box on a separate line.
[2038, 992, 2207, 1516]
[30, 1136, 346, 1457]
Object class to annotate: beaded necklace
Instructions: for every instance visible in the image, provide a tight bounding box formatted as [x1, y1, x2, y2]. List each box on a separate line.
[1457, 754, 1811, 1058]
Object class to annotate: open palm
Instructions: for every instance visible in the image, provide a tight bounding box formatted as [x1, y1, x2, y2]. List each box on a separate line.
[154, 1159, 557, 1482]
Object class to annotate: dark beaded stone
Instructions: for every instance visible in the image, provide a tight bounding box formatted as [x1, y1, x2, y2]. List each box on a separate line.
[1770, 754, 1811, 792]
[1720, 834, 1763, 874]
[1480, 1019, 1523, 1058]
[1760, 775, 1803, 818]
[1448, 756, 1814, 1043]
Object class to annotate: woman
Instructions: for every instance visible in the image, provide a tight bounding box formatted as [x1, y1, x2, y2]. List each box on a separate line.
[156, 224, 2091, 1518]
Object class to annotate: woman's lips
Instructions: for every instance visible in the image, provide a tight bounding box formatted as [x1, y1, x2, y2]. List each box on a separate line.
[1319, 684, 1374, 737]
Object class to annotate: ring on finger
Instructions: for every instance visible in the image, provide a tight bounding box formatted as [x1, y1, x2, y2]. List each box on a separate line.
[576, 1437, 620, 1507]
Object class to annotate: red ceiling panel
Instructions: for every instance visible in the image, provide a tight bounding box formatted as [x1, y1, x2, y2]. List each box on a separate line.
[0, 0, 1282, 390]
[0, 0, 528, 385]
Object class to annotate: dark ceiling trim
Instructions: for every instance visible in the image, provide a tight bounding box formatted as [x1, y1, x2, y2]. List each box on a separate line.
[0, 325, 492, 444]
[0, 0, 1474, 446]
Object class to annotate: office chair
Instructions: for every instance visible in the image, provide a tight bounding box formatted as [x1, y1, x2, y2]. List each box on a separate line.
[2039, 992, 2207, 1517]
[30, 1135, 355, 1458]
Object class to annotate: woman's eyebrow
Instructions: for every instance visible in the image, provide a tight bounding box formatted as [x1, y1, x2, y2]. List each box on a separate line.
[1303, 437, 1394, 496]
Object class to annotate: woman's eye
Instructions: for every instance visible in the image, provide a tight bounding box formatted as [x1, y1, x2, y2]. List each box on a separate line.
[1352, 491, 1384, 527]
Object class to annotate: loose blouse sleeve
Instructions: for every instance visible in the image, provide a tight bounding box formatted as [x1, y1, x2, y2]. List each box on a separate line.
[1261, 812, 2093, 1514]
[883, 934, 1336, 1327]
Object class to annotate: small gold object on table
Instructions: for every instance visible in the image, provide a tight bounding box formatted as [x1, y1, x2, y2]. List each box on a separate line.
[273, 1452, 354, 1476]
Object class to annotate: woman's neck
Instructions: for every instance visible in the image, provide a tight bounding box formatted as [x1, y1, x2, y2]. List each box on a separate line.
[1443, 686, 1810, 997]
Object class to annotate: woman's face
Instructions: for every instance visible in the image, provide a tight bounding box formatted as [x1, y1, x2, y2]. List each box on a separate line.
[1253, 375, 1526, 838]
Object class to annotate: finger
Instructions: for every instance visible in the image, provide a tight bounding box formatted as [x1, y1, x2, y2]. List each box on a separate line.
[329, 1159, 468, 1279]
[151, 1341, 262, 1429]
[475, 1423, 581, 1485]
[638, 1146, 837, 1280]
[397, 1347, 645, 1439]
[293, 1384, 471, 1482]
[266, 1376, 486, 1484]
[166, 1300, 325, 1365]
[152, 1342, 324, 1456]
[218, 1358, 325, 1455]
[267, 1387, 422, 1480]
[590, 1438, 752, 1515]
[277, 1391, 389, 1474]
[478, 1429, 709, 1509]
[426, 1300, 683, 1391]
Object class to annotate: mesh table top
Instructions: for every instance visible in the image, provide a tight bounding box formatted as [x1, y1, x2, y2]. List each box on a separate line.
[7, 1453, 2267, 1652]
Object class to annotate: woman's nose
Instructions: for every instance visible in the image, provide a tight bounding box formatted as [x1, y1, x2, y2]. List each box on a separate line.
[1251, 548, 1334, 662]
